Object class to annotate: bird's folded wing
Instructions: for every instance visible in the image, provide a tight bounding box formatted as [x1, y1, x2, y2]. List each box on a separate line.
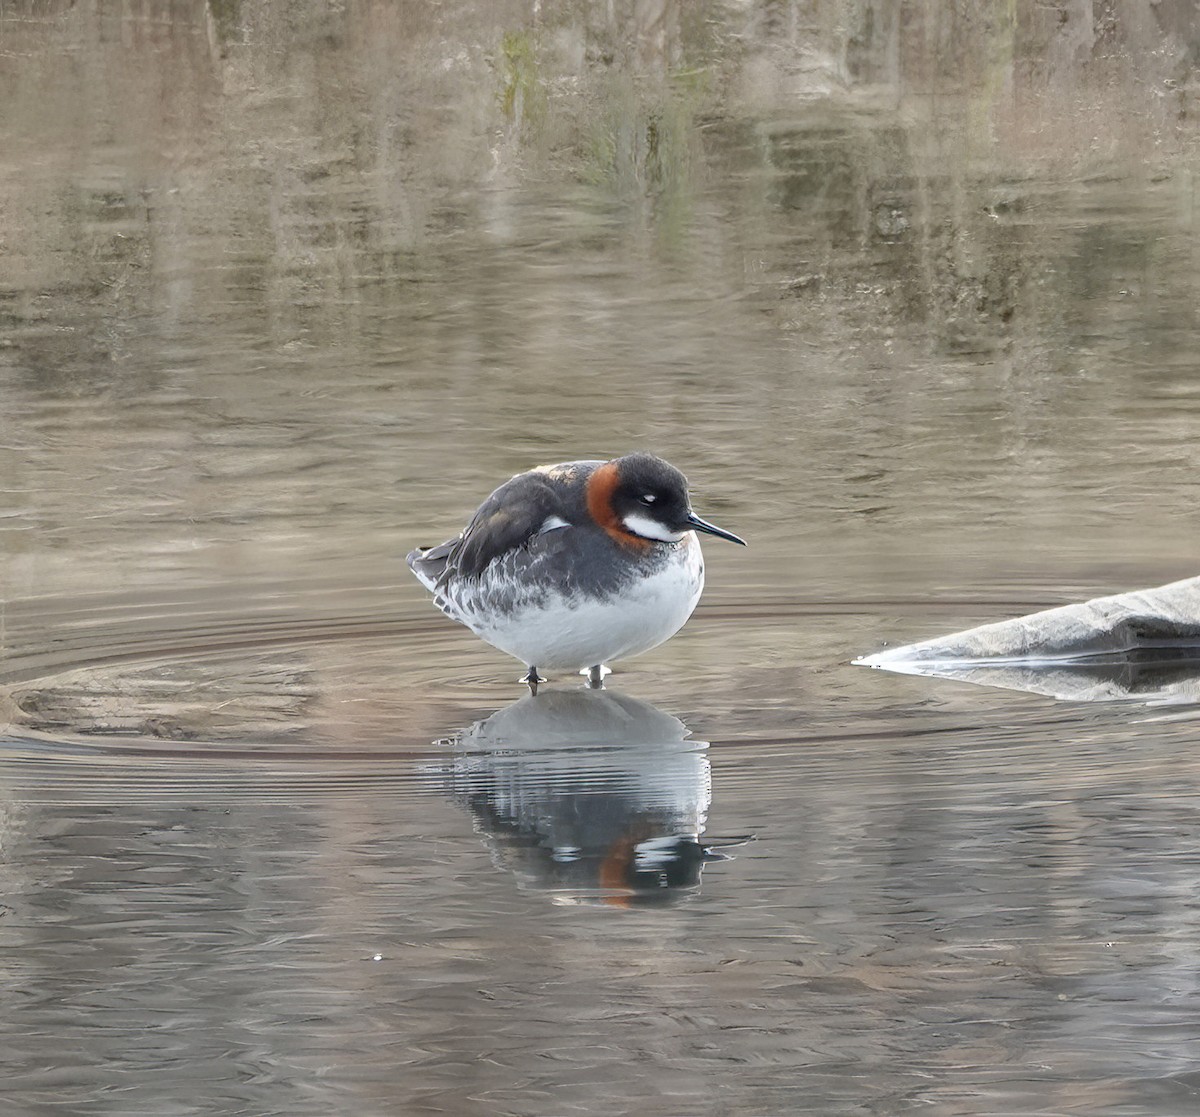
[448, 473, 571, 581]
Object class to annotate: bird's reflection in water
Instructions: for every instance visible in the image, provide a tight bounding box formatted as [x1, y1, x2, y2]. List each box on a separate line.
[435, 689, 743, 906]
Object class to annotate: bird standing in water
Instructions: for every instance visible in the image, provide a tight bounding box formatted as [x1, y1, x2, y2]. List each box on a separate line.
[407, 452, 746, 693]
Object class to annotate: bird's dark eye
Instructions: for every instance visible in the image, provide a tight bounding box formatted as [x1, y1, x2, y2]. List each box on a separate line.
[638, 493, 657, 506]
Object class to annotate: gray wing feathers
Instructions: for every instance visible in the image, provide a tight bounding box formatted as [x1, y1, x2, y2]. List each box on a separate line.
[407, 470, 578, 588]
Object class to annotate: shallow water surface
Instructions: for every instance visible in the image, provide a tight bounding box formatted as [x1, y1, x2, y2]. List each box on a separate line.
[5, 590, 1200, 1114]
[3, 2, 1200, 1114]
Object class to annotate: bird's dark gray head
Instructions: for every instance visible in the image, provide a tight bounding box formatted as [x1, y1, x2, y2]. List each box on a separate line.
[607, 452, 746, 546]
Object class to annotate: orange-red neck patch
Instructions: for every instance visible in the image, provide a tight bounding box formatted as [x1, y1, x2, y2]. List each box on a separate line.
[586, 461, 652, 550]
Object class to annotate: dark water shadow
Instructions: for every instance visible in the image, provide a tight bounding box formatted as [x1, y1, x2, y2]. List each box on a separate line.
[430, 688, 751, 907]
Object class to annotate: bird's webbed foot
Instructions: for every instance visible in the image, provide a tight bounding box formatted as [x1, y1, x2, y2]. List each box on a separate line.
[522, 666, 547, 696]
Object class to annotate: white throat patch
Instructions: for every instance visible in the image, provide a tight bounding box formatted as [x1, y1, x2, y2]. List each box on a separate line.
[621, 512, 686, 543]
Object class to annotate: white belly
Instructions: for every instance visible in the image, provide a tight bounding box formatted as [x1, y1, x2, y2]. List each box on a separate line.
[468, 538, 705, 671]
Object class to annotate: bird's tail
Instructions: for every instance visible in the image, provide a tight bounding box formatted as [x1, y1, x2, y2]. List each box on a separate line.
[406, 540, 455, 594]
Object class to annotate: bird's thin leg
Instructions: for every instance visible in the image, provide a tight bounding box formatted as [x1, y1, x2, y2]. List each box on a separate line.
[522, 666, 546, 696]
[585, 664, 606, 690]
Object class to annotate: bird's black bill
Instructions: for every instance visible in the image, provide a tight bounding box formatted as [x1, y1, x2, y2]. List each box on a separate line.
[686, 512, 746, 546]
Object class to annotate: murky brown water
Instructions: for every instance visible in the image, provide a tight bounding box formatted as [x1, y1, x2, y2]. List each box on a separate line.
[3, 2, 1200, 1113]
